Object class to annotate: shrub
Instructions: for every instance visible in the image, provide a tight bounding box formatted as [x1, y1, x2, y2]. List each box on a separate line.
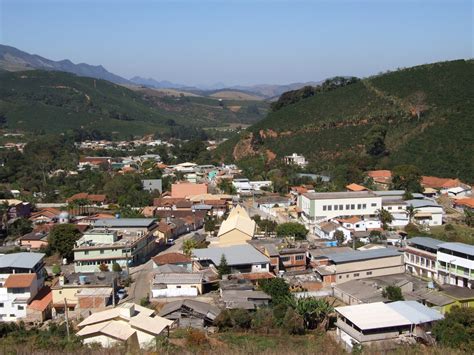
[214, 309, 233, 331]
[112, 262, 122, 272]
[444, 223, 455, 232]
[185, 329, 208, 347]
[251, 308, 276, 333]
[231, 309, 252, 329]
[51, 264, 61, 276]
[282, 308, 305, 335]
[98, 263, 109, 272]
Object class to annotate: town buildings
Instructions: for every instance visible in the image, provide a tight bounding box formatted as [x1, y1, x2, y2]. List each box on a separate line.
[284, 153, 308, 167]
[213, 205, 256, 247]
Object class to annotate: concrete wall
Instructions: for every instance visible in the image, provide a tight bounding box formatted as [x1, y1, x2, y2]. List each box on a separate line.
[334, 255, 405, 284]
[300, 195, 382, 220]
[217, 229, 252, 247]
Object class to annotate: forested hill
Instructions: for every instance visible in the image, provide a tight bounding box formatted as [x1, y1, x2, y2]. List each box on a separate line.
[0, 70, 267, 137]
[216, 60, 474, 182]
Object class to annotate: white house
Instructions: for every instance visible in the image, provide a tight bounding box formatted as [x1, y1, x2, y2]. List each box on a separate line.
[405, 199, 444, 226]
[151, 273, 203, 298]
[314, 221, 352, 243]
[77, 303, 174, 349]
[284, 153, 308, 167]
[437, 243, 474, 289]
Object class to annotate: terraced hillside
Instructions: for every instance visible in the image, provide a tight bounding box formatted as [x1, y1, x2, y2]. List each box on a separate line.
[216, 60, 474, 182]
[0, 70, 267, 137]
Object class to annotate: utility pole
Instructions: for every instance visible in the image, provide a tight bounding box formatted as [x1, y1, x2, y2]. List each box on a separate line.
[64, 298, 70, 339]
[112, 278, 116, 307]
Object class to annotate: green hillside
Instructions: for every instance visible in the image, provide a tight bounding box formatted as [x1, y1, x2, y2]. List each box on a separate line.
[0, 70, 267, 137]
[217, 60, 474, 182]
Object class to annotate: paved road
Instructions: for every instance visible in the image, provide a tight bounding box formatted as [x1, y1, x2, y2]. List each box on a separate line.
[126, 228, 204, 303]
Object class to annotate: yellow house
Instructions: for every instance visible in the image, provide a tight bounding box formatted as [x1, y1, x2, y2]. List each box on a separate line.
[428, 285, 474, 314]
[213, 205, 256, 247]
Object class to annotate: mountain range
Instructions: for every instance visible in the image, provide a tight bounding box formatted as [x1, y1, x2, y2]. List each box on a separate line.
[0, 44, 322, 99]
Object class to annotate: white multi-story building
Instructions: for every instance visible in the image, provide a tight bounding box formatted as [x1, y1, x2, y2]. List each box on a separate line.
[284, 153, 308, 167]
[406, 199, 444, 226]
[0, 252, 46, 321]
[437, 243, 474, 289]
[404, 237, 441, 279]
[298, 191, 382, 222]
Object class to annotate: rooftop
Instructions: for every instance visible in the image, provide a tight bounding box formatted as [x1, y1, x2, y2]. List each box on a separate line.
[152, 252, 191, 265]
[438, 242, 474, 257]
[153, 272, 203, 285]
[193, 244, 269, 266]
[93, 218, 157, 228]
[406, 237, 444, 251]
[4, 273, 36, 288]
[159, 299, 221, 320]
[336, 301, 443, 330]
[303, 191, 377, 200]
[323, 248, 401, 264]
[0, 252, 44, 270]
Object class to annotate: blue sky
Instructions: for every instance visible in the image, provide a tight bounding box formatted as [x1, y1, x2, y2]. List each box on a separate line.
[0, 0, 472, 86]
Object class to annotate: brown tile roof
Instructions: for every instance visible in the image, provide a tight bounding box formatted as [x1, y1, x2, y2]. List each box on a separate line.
[4, 273, 36, 288]
[153, 197, 186, 207]
[367, 170, 392, 184]
[346, 183, 368, 192]
[454, 198, 474, 209]
[28, 286, 52, 312]
[421, 176, 459, 189]
[152, 252, 191, 265]
[238, 272, 275, 281]
[336, 216, 362, 224]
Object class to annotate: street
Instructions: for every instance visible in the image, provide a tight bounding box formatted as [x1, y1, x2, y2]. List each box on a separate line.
[125, 228, 203, 303]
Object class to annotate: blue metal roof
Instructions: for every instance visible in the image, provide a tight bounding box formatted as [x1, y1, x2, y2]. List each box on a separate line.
[324, 248, 401, 264]
[438, 242, 474, 257]
[387, 301, 444, 324]
[0, 252, 44, 269]
[407, 237, 444, 250]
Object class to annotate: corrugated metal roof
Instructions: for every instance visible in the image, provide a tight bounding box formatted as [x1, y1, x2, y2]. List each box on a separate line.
[0, 252, 44, 269]
[405, 199, 442, 209]
[387, 301, 444, 324]
[323, 248, 401, 264]
[407, 237, 444, 250]
[303, 191, 376, 200]
[153, 272, 203, 284]
[193, 244, 269, 266]
[93, 218, 156, 228]
[438, 242, 474, 257]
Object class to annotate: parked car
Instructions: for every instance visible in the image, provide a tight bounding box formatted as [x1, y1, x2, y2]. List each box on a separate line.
[117, 288, 127, 300]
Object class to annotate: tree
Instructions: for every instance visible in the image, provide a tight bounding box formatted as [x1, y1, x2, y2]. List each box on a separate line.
[408, 91, 428, 119]
[204, 218, 216, 233]
[406, 205, 416, 224]
[432, 306, 474, 351]
[382, 286, 404, 301]
[282, 308, 305, 335]
[51, 264, 61, 276]
[275, 222, 308, 240]
[334, 230, 345, 246]
[290, 297, 334, 330]
[182, 239, 197, 257]
[217, 254, 231, 278]
[230, 309, 252, 329]
[98, 263, 109, 272]
[217, 179, 236, 195]
[464, 208, 474, 227]
[251, 308, 275, 333]
[48, 224, 82, 260]
[8, 218, 33, 237]
[364, 125, 387, 157]
[112, 262, 122, 272]
[390, 165, 422, 193]
[260, 278, 292, 306]
[377, 208, 393, 229]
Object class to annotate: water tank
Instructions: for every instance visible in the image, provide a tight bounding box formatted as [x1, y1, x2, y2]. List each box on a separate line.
[115, 213, 121, 219]
[59, 211, 69, 224]
[427, 281, 435, 289]
[79, 275, 87, 285]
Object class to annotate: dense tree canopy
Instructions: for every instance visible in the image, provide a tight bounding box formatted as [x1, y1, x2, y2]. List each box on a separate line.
[390, 164, 423, 193]
[276, 222, 308, 240]
[432, 306, 474, 351]
[48, 224, 82, 260]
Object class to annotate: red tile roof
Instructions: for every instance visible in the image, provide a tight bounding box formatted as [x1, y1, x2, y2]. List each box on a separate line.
[28, 286, 52, 312]
[4, 273, 36, 288]
[152, 252, 191, 265]
[171, 183, 208, 198]
[367, 170, 392, 184]
[454, 198, 474, 209]
[421, 176, 461, 189]
[346, 183, 368, 192]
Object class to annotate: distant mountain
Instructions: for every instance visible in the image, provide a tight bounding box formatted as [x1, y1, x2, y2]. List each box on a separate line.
[0, 44, 130, 84]
[231, 81, 324, 99]
[129, 76, 187, 89]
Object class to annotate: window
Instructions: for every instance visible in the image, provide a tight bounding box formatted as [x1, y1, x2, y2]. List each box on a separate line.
[334, 205, 338, 211]
[346, 204, 350, 210]
[323, 205, 327, 211]
[351, 204, 355, 210]
[281, 257, 290, 262]
[176, 286, 181, 289]
[59, 291, 62, 294]
[387, 207, 392, 210]
[295, 255, 305, 261]
[366, 271, 372, 275]
[354, 273, 360, 277]
[17, 305, 24, 310]
[338, 276, 342, 279]
[346, 275, 349, 278]
[398, 207, 403, 210]
[100, 250, 104, 254]
[357, 204, 361, 209]
[371, 203, 377, 207]
[9, 314, 14, 317]
[0, 303, 3, 308]
[84, 251, 89, 255]
[328, 205, 332, 211]
[362, 204, 366, 209]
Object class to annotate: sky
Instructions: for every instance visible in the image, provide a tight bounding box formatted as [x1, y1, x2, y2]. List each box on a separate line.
[0, 0, 472, 86]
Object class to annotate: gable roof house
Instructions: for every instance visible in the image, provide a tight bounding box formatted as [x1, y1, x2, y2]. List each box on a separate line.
[159, 299, 221, 328]
[77, 303, 175, 349]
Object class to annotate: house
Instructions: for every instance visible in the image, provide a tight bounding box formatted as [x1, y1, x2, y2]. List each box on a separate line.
[193, 244, 270, 274]
[311, 248, 404, 285]
[152, 253, 192, 272]
[437, 242, 474, 289]
[255, 195, 291, 215]
[73, 226, 158, 272]
[0, 252, 46, 288]
[159, 299, 221, 328]
[382, 200, 409, 227]
[367, 170, 392, 190]
[51, 272, 117, 317]
[220, 289, 271, 309]
[314, 221, 351, 242]
[141, 179, 162, 194]
[284, 153, 308, 167]
[405, 199, 444, 226]
[171, 182, 207, 198]
[78, 156, 111, 170]
[335, 301, 443, 350]
[77, 303, 175, 349]
[67, 193, 107, 206]
[404, 237, 442, 279]
[232, 179, 252, 194]
[445, 186, 471, 197]
[18, 231, 49, 250]
[298, 191, 382, 222]
[0, 199, 32, 219]
[29, 207, 61, 224]
[27, 286, 52, 322]
[151, 272, 204, 298]
[453, 198, 474, 212]
[213, 205, 256, 247]
[264, 245, 307, 273]
[0, 273, 39, 321]
[421, 176, 465, 193]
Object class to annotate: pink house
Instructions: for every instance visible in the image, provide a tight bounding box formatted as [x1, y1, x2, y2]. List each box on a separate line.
[18, 231, 49, 250]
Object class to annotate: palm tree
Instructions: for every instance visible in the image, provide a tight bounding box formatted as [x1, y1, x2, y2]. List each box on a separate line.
[406, 205, 416, 224]
[182, 239, 197, 257]
[377, 208, 393, 230]
[289, 297, 334, 330]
